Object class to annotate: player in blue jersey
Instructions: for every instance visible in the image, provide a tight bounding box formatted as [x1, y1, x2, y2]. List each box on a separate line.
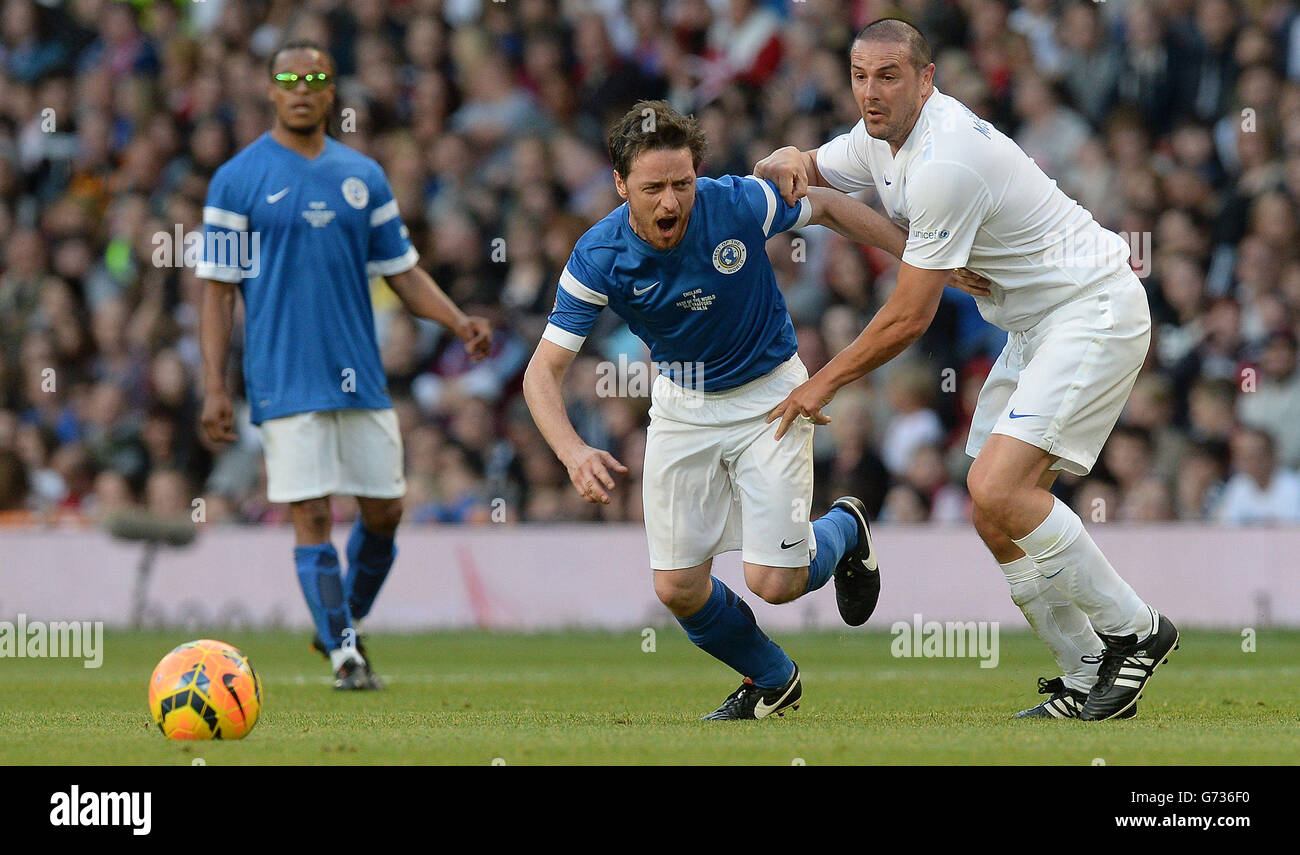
[524, 101, 910, 719]
[198, 41, 491, 690]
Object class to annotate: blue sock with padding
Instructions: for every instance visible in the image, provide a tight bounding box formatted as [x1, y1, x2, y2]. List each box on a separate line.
[675, 577, 793, 688]
[345, 519, 396, 621]
[294, 543, 352, 651]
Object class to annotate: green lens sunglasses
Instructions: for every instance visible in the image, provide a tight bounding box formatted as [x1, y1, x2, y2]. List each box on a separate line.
[272, 71, 331, 91]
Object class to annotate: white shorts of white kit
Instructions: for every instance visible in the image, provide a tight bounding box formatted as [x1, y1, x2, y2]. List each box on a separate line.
[643, 354, 817, 571]
[258, 408, 406, 503]
[966, 270, 1152, 476]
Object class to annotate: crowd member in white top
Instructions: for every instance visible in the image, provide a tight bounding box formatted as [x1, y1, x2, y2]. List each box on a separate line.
[755, 18, 1178, 722]
[1215, 427, 1300, 525]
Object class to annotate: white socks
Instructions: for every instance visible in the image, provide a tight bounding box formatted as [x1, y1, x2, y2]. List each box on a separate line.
[1000, 556, 1103, 693]
[1012, 497, 1154, 640]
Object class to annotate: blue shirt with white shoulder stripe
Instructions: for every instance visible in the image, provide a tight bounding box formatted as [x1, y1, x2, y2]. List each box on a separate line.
[543, 175, 811, 392]
[199, 133, 416, 424]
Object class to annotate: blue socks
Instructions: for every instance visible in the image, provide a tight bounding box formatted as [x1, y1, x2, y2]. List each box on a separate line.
[294, 543, 352, 651]
[805, 507, 859, 594]
[345, 519, 396, 621]
[676, 578, 793, 688]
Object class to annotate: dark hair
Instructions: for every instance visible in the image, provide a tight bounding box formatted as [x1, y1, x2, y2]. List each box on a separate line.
[606, 100, 707, 178]
[853, 18, 932, 70]
[268, 39, 335, 76]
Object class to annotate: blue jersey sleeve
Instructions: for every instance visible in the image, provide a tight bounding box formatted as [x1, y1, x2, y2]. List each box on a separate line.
[198, 166, 249, 283]
[737, 175, 812, 238]
[366, 168, 419, 276]
[541, 249, 608, 352]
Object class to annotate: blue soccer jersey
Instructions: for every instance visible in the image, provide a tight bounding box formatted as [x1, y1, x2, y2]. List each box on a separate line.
[198, 133, 417, 424]
[543, 175, 811, 392]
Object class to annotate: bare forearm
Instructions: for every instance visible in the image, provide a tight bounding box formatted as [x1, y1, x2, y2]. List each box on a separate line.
[808, 186, 907, 258]
[803, 148, 828, 188]
[387, 266, 467, 331]
[822, 308, 926, 390]
[200, 282, 235, 392]
[522, 360, 585, 467]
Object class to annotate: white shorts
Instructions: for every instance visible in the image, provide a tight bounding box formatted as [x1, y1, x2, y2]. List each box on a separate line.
[258, 408, 406, 503]
[643, 354, 816, 571]
[966, 271, 1152, 476]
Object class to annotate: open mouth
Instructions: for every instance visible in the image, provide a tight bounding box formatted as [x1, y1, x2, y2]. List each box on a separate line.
[655, 216, 678, 237]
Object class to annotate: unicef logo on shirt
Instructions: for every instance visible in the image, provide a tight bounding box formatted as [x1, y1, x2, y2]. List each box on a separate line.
[712, 238, 747, 274]
[341, 177, 369, 209]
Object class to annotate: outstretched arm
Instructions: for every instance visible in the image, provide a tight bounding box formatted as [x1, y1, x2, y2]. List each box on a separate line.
[767, 263, 952, 439]
[385, 265, 492, 359]
[805, 186, 906, 258]
[522, 339, 628, 504]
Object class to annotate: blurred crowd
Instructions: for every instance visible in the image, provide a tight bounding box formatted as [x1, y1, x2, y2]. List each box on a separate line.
[1, 0, 1299, 529]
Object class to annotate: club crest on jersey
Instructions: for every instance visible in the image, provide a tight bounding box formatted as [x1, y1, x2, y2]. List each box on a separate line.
[712, 239, 746, 274]
[342, 177, 369, 209]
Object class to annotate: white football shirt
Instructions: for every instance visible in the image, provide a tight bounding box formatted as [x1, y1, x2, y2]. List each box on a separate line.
[816, 87, 1131, 331]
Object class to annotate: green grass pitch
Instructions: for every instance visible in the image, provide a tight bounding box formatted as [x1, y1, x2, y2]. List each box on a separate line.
[1, 629, 1296, 765]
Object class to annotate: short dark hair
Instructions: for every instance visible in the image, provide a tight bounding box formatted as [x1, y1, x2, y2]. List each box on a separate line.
[853, 18, 932, 70]
[606, 100, 707, 178]
[268, 39, 335, 76]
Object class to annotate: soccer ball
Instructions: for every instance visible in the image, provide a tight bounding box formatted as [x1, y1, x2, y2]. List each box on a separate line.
[148, 639, 262, 740]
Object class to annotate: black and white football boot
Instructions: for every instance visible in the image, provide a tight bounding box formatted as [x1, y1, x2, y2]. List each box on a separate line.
[333, 657, 375, 691]
[314, 633, 385, 690]
[1080, 611, 1179, 721]
[830, 496, 881, 626]
[701, 663, 802, 721]
[1014, 676, 1136, 719]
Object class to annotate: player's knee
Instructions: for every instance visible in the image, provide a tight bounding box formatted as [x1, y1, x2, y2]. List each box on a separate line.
[361, 500, 402, 535]
[653, 572, 709, 617]
[746, 569, 800, 605]
[291, 499, 332, 536]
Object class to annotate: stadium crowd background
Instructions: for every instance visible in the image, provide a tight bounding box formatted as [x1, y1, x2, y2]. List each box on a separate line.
[0, 0, 1298, 529]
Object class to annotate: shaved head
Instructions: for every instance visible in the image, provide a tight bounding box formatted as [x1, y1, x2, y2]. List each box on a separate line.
[853, 18, 932, 71]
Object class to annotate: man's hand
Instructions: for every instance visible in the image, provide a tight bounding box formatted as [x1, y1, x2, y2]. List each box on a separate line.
[949, 267, 991, 297]
[457, 316, 492, 360]
[754, 145, 811, 206]
[200, 388, 238, 445]
[766, 374, 836, 440]
[564, 445, 629, 504]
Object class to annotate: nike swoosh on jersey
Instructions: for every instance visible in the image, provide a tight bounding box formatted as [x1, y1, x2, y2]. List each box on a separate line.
[1008, 409, 1039, 419]
[266, 187, 290, 204]
[632, 281, 659, 296]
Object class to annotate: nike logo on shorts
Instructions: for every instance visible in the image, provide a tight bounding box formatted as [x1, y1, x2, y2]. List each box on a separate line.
[780, 538, 805, 549]
[1008, 409, 1039, 419]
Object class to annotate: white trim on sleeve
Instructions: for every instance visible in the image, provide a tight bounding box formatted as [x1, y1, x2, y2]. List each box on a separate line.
[370, 199, 400, 228]
[542, 323, 587, 352]
[203, 206, 249, 231]
[195, 263, 244, 283]
[559, 266, 608, 306]
[793, 196, 812, 230]
[366, 246, 419, 277]
[745, 175, 778, 236]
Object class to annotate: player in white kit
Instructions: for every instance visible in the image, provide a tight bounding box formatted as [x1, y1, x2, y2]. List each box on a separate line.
[756, 19, 1178, 720]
